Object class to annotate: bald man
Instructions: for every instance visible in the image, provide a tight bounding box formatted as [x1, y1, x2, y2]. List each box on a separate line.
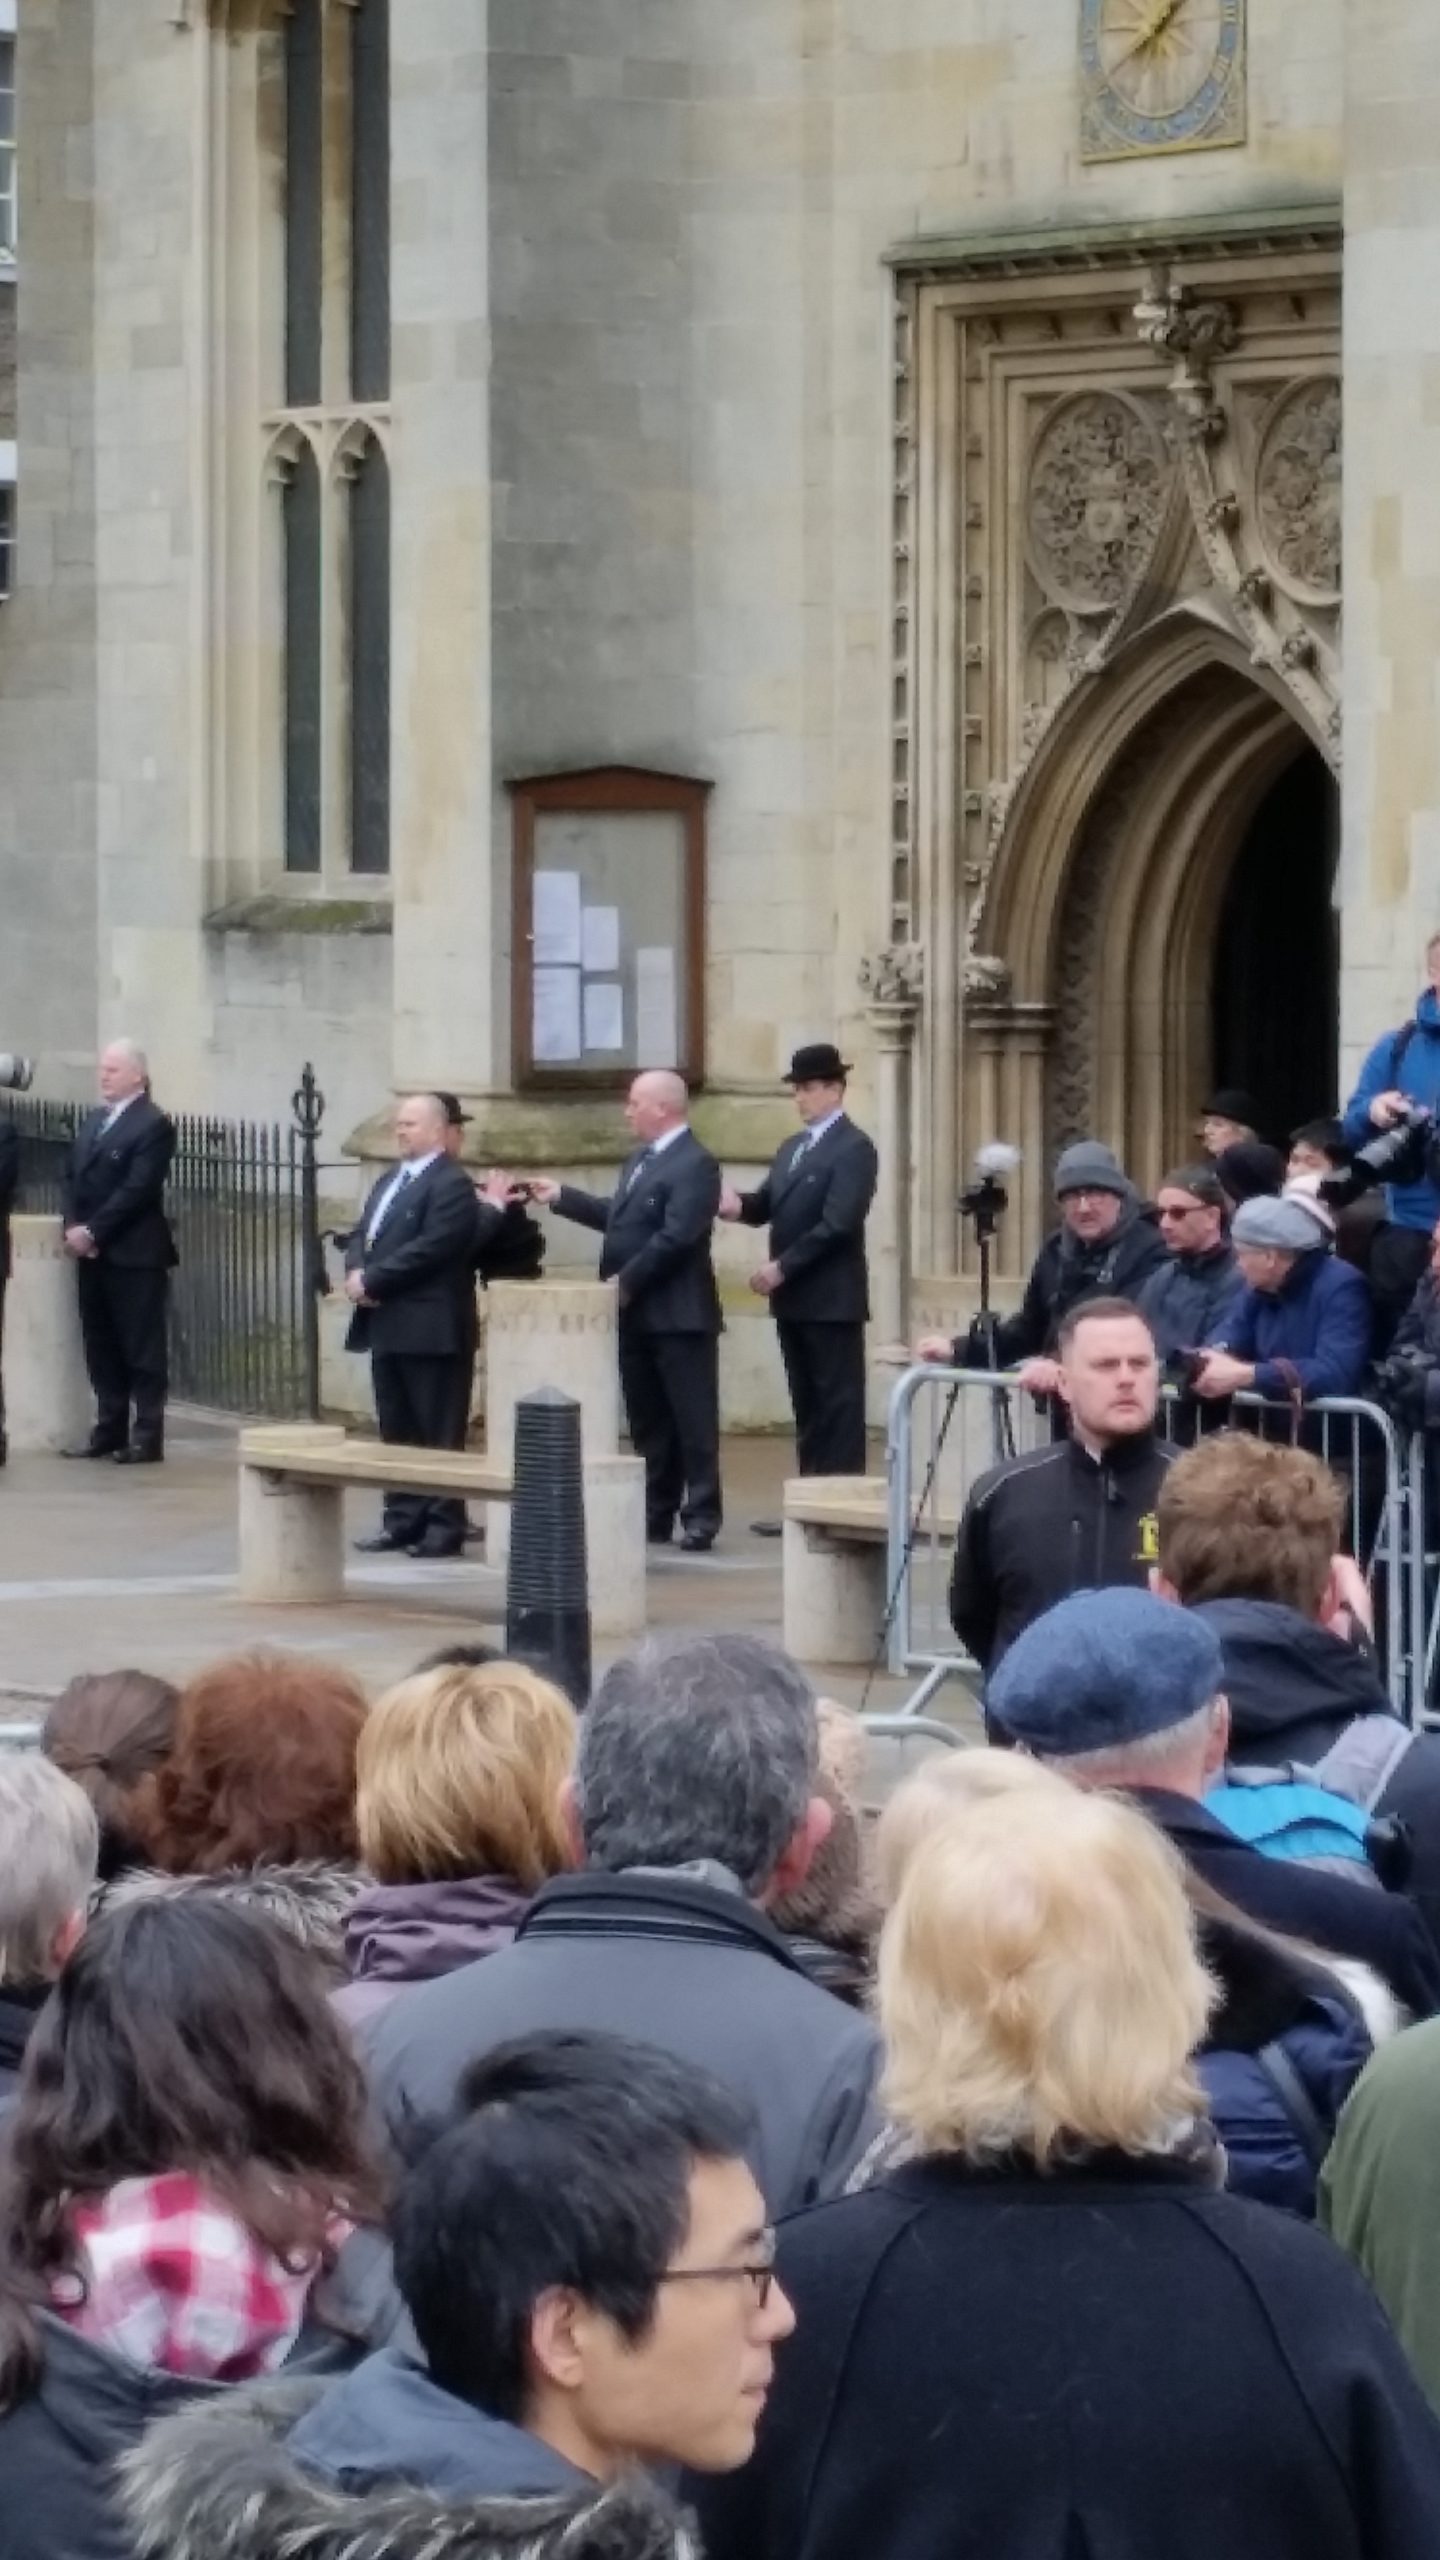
[60, 1040, 177, 1464]
[530, 1071, 724, 1551]
[345, 1093, 493, 1558]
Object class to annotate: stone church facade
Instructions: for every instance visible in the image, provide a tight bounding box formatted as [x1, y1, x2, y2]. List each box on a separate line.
[0, 2, 1435, 1413]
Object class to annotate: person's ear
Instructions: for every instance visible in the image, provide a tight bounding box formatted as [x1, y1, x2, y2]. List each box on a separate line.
[1203, 1694, 1231, 1780]
[763, 1796, 833, 1908]
[1149, 1568, 1182, 1604]
[529, 2287, 587, 2396]
[558, 1775, 585, 1868]
[1056, 1363, 1075, 1408]
[49, 1907, 86, 1975]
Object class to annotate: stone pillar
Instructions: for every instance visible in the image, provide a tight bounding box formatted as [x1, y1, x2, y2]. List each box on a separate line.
[484, 1280, 621, 1569]
[1341, 13, 1440, 1071]
[4, 1216, 93, 1453]
[859, 948, 923, 1345]
[388, 6, 497, 1096]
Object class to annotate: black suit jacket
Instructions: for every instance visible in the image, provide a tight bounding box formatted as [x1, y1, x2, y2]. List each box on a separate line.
[61, 1098, 178, 1270]
[0, 1119, 17, 1284]
[737, 1115, 878, 1324]
[344, 1157, 484, 1358]
[556, 1130, 722, 1337]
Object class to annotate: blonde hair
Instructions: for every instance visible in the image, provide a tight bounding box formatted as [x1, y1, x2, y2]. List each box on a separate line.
[357, 1662, 577, 1889]
[878, 1788, 1214, 2166]
[874, 1747, 1068, 1907]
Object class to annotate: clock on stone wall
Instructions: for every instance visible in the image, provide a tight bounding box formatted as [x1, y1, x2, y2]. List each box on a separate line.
[1080, 0, 1245, 162]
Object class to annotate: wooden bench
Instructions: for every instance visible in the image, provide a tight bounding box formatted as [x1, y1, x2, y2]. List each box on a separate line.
[237, 1426, 647, 1634]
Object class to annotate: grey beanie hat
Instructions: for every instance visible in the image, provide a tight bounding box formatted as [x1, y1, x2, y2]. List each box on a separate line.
[1231, 1193, 1329, 1253]
[1054, 1140, 1132, 1200]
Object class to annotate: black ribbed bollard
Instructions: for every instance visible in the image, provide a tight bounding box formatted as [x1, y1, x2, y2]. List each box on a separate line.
[504, 1386, 592, 1708]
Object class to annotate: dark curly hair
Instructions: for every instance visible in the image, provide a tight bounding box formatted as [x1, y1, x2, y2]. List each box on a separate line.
[0, 1894, 382, 2407]
[134, 1652, 367, 1873]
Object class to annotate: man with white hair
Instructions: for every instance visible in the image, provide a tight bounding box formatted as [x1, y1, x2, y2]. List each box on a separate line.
[529, 1072, 724, 1550]
[0, 1755, 98, 2100]
[346, 1092, 506, 1558]
[60, 1039, 178, 1464]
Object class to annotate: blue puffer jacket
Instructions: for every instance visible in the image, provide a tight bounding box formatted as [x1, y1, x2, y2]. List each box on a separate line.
[1208, 1248, 1373, 1401]
[1196, 1910, 1373, 2218]
[1343, 988, 1440, 1233]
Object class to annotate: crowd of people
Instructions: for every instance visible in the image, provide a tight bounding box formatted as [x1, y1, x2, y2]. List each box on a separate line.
[0, 1568, 1435, 2553]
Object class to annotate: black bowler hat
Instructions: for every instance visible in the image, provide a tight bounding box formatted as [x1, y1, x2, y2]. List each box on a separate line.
[1200, 1088, 1262, 1131]
[784, 1043, 852, 1086]
[433, 1090, 473, 1128]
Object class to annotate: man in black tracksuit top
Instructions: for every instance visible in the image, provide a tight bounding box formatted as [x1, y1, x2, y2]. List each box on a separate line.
[949, 1297, 1173, 1671]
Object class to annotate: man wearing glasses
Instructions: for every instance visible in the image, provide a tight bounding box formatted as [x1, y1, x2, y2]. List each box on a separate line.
[125, 2033, 793, 2556]
[1135, 1163, 1240, 1378]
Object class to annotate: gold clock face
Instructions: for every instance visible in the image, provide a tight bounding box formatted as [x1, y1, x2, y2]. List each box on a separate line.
[1081, 0, 1244, 161]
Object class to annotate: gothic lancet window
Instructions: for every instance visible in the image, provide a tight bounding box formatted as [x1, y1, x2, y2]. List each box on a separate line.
[274, 0, 391, 879]
[347, 432, 391, 876]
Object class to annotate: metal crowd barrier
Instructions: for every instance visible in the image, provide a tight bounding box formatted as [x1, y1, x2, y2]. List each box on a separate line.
[881, 1366, 1423, 1727]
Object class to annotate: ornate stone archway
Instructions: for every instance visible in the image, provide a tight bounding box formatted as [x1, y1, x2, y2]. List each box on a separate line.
[886, 206, 1341, 1282]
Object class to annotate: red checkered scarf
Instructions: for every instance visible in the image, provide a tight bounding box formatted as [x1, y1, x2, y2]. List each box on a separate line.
[52, 2172, 334, 2382]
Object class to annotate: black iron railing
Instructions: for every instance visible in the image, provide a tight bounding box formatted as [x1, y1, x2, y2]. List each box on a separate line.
[5, 1066, 330, 1420]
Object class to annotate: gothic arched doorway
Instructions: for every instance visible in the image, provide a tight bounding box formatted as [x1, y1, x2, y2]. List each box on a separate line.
[1211, 746, 1339, 1148]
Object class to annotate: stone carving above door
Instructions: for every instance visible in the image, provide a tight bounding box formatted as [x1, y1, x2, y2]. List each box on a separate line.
[1254, 377, 1341, 603]
[1026, 392, 1171, 614]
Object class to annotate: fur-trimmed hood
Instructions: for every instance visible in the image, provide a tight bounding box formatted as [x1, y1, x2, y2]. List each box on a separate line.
[99, 1860, 363, 1978]
[121, 2366, 698, 2560]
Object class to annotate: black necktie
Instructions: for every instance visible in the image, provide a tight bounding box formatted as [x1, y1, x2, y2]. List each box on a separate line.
[624, 1147, 654, 1197]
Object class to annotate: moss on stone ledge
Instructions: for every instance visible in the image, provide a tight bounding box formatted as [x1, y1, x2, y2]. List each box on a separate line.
[343, 1089, 796, 1166]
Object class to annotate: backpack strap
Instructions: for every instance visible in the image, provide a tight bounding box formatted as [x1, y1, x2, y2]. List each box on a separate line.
[1309, 1717, 1417, 1814]
[1268, 1357, 1307, 1442]
[1390, 1019, 1420, 1087]
[1254, 2040, 1329, 2172]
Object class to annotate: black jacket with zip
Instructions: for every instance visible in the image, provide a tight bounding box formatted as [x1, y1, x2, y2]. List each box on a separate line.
[950, 1430, 1175, 1674]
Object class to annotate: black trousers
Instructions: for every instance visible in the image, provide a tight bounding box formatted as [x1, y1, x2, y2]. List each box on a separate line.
[0, 1276, 6, 1442]
[371, 1349, 471, 1543]
[776, 1317, 868, 1476]
[77, 1260, 169, 1451]
[618, 1325, 722, 1540]
[1369, 1223, 1432, 1356]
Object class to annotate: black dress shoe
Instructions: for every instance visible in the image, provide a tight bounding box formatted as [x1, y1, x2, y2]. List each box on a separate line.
[647, 1527, 675, 1547]
[749, 1519, 784, 1539]
[679, 1531, 716, 1554]
[407, 1531, 465, 1560]
[114, 1445, 163, 1465]
[62, 1440, 125, 1460]
[353, 1530, 411, 1554]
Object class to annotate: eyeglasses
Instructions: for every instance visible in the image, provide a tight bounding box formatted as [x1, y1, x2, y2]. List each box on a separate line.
[660, 2236, 778, 2309]
[1157, 1202, 1208, 1221]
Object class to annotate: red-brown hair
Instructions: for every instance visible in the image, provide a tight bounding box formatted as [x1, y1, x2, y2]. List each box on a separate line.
[136, 1653, 368, 1874]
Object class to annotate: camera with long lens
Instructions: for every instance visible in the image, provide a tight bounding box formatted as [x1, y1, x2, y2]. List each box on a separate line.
[0, 1055, 34, 1094]
[1320, 1100, 1438, 1210]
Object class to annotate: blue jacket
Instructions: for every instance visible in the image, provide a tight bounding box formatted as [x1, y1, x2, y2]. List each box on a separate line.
[1209, 1249, 1372, 1401]
[1199, 1992, 1372, 2219]
[1343, 990, 1440, 1232]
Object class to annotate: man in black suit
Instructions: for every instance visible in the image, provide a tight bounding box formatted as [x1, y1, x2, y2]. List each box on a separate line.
[345, 1092, 509, 1560]
[0, 1115, 17, 1466]
[530, 1071, 723, 1552]
[61, 1041, 178, 1465]
[720, 1042, 878, 1514]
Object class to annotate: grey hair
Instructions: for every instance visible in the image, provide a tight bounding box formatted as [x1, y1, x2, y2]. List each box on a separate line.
[104, 1037, 148, 1078]
[1041, 1700, 1219, 1792]
[576, 1633, 819, 1893]
[0, 1756, 99, 1984]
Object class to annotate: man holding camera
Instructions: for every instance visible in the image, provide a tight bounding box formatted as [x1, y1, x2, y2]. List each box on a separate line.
[1342, 933, 1440, 1344]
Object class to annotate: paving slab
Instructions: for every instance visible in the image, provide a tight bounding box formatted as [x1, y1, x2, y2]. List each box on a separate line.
[0, 1416, 981, 1781]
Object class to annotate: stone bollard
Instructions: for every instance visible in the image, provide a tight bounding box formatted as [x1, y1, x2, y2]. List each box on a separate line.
[484, 1280, 620, 1569]
[4, 1215, 93, 1453]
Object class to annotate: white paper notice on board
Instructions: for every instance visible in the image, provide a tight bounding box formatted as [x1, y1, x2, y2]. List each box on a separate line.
[533, 871, 582, 967]
[635, 945, 678, 1068]
[532, 965, 582, 1063]
[583, 980, 625, 1053]
[581, 905, 620, 974]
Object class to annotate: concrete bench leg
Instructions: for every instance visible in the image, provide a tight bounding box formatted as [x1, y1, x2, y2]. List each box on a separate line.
[582, 1454, 647, 1638]
[239, 1465, 344, 1604]
[783, 1521, 887, 1666]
